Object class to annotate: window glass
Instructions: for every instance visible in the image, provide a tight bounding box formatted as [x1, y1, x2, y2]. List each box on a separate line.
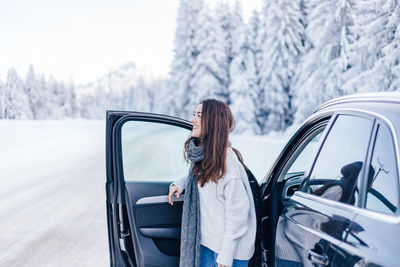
[277, 126, 325, 200]
[365, 124, 399, 214]
[286, 130, 323, 174]
[305, 115, 373, 205]
[121, 121, 190, 182]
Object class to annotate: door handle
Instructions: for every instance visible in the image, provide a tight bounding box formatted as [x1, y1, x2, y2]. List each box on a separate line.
[136, 194, 184, 205]
[307, 249, 329, 266]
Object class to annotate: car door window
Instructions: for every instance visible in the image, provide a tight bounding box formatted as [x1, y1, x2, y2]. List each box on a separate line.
[277, 125, 326, 200]
[121, 120, 190, 182]
[365, 123, 399, 214]
[304, 115, 374, 205]
[286, 131, 323, 175]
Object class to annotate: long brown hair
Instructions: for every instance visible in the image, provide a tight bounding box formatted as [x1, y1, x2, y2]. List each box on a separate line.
[184, 99, 245, 187]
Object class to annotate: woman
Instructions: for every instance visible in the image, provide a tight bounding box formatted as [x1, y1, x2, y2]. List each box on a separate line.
[168, 99, 256, 267]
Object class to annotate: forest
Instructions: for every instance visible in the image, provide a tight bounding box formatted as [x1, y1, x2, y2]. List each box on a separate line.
[1, 0, 399, 135]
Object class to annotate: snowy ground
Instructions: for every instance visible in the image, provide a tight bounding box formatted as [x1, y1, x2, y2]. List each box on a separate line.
[0, 120, 290, 266]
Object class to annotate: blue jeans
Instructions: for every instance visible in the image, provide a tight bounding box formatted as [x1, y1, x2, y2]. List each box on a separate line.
[200, 245, 249, 267]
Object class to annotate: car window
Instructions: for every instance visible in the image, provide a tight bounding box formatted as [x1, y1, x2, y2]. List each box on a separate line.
[304, 115, 374, 205]
[365, 124, 399, 214]
[121, 120, 190, 182]
[277, 125, 326, 200]
[285, 130, 324, 175]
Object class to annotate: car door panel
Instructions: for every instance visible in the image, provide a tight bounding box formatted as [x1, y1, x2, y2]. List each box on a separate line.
[124, 182, 183, 265]
[106, 111, 192, 267]
[125, 182, 183, 251]
[275, 192, 355, 267]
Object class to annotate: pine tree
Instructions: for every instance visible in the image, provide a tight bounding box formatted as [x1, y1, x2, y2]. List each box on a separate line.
[47, 77, 64, 119]
[253, 5, 270, 134]
[228, 1, 259, 134]
[65, 79, 78, 117]
[214, 0, 243, 106]
[292, 0, 355, 124]
[149, 78, 170, 113]
[258, 0, 305, 133]
[4, 69, 31, 119]
[244, 10, 266, 135]
[342, 0, 400, 93]
[386, 2, 400, 91]
[25, 65, 45, 119]
[0, 75, 4, 119]
[169, 0, 204, 118]
[36, 74, 51, 119]
[189, 3, 229, 108]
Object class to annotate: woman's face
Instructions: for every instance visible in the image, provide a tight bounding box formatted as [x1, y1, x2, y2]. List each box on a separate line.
[190, 103, 202, 138]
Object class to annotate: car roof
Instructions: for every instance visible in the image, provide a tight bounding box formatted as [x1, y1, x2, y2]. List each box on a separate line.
[315, 92, 400, 113]
[314, 92, 400, 121]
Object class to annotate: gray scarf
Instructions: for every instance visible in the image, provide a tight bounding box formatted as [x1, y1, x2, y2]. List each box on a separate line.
[179, 138, 204, 267]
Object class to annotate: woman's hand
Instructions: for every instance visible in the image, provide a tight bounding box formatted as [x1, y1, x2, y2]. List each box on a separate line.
[218, 264, 229, 267]
[168, 185, 180, 205]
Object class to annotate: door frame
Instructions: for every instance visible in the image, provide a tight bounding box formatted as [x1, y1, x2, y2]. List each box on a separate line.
[259, 111, 333, 266]
[106, 110, 192, 266]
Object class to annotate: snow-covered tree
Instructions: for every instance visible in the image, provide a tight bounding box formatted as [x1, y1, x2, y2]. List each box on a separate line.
[46, 77, 71, 119]
[386, 2, 400, 91]
[214, 0, 244, 105]
[65, 79, 78, 117]
[252, 6, 269, 134]
[4, 69, 31, 119]
[228, 1, 259, 134]
[36, 74, 52, 119]
[169, 0, 205, 118]
[80, 83, 107, 119]
[0, 76, 4, 119]
[25, 65, 47, 119]
[189, 3, 229, 107]
[342, 0, 400, 93]
[258, 0, 305, 133]
[149, 78, 171, 114]
[292, 0, 355, 124]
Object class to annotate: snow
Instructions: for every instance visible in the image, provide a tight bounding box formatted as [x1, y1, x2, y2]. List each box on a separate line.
[0, 119, 289, 266]
[0, 120, 103, 182]
[0, 120, 107, 266]
[230, 132, 289, 182]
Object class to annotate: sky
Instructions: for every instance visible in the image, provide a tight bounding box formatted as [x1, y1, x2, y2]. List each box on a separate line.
[0, 0, 261, 85]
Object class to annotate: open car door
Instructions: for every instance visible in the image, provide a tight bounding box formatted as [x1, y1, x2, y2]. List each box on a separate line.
[106, 111, 192, 267]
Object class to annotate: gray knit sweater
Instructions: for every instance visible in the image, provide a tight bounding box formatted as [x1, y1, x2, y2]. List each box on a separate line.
[173, 147, 257, 266]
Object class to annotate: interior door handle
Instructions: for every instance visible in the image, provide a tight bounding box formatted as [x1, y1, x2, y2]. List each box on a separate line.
[136, 194, 184, 205]
[307, 249, 329, 266]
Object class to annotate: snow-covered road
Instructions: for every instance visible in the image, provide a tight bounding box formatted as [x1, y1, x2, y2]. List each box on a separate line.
[0, 120, 287, 266]
[0, 120, 108, 266]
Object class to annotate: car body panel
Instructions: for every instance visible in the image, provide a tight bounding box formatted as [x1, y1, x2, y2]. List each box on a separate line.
[275, 192, 357, 267]
[334, 210, 400, 266]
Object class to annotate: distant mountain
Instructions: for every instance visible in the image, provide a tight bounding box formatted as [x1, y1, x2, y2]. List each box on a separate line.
[75, 61, 171, 118]
[75, 62, 162, 100]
